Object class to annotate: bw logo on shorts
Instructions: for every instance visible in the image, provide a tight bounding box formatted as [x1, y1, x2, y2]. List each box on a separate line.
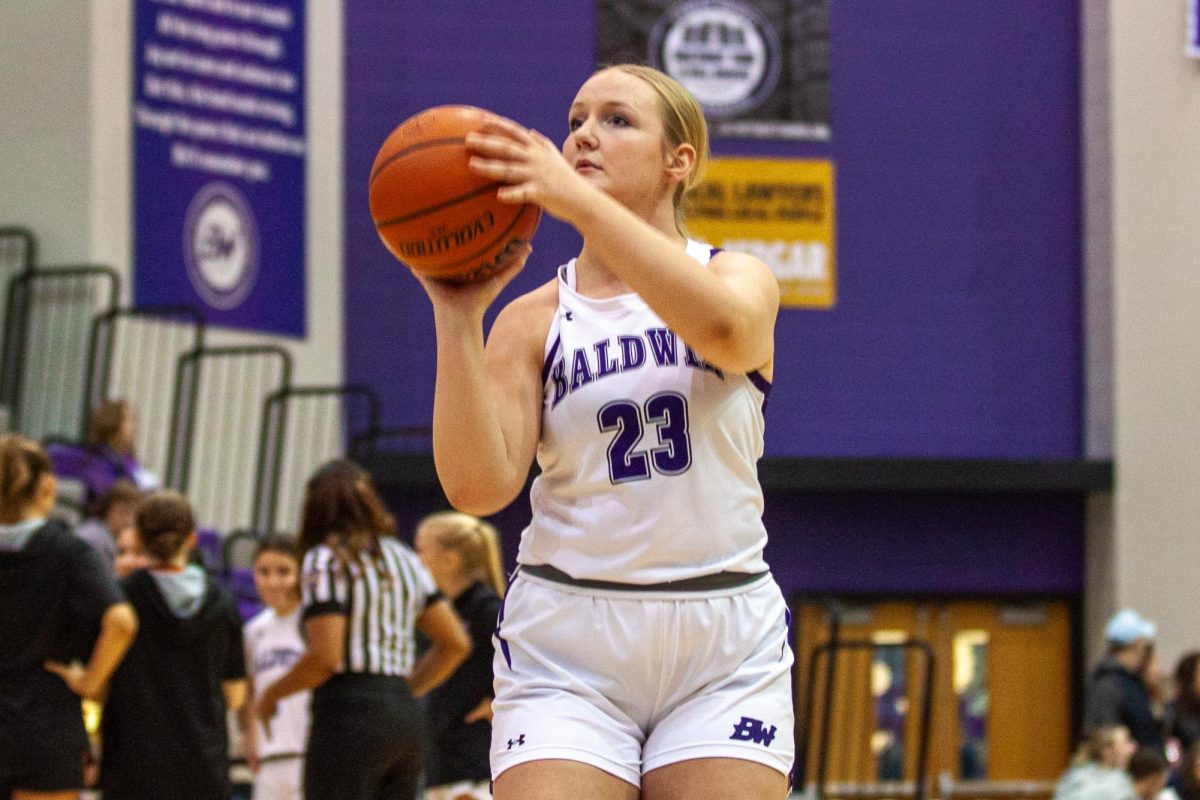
[730, 716, 777, 747]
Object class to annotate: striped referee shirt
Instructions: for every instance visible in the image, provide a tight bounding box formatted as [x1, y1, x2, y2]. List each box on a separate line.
[301, 537, 439, 676]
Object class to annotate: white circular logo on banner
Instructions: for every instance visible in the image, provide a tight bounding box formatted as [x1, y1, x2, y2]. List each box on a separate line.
[651, 0, 781, 119]
[183, 182, 258, 310]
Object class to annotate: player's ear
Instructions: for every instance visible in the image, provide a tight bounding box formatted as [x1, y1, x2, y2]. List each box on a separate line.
[664, 143, 696, 183]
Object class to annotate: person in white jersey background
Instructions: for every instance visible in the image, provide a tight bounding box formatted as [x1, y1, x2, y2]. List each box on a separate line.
[415, 64, 792, 800]
[242, 534, 309, 800]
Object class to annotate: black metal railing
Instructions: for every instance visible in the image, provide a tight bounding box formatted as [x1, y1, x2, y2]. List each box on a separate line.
[166, 345, 292, 533]
[796, 613, 935, 800]
[0, 266, 119, 440]
[252, 384, 382, 534]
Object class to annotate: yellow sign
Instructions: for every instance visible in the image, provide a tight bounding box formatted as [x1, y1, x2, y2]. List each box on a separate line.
[684, 158, 836, 309]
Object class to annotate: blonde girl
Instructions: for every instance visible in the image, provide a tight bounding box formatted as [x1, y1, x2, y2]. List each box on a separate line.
[415, 512, 507, 800]
[417, 64, 792, 800]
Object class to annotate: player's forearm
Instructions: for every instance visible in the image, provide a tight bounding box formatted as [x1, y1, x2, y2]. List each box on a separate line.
[266, 651, 334, 703]
[407, 640, 471, 698]
[80, 603, 138, 698]
[430, 313, 526, 513]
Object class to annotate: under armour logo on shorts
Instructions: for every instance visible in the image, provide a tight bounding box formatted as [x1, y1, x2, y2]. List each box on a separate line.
[730, 716, 777, 747]
[507, 735, 525, 749]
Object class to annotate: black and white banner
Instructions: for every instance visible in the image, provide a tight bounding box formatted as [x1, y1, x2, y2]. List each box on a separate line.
[596, 0, 830, 140]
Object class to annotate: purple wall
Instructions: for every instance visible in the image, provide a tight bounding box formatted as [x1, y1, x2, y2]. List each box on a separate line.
[344, 1, 1081, 460]
[345, 3, 1085, 594]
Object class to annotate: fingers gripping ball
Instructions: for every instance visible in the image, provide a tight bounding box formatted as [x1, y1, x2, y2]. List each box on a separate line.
[369, 105, 541, 283]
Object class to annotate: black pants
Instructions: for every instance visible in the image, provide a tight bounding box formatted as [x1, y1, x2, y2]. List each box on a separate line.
[305, 673, 425, 800]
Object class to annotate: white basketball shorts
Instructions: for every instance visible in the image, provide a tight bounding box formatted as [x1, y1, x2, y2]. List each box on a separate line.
[252, 757, 303, 800]
[490, 570, 795, 787]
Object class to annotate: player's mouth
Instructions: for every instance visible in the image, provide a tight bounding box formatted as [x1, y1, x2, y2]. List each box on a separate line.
[575, 158, 600, 173]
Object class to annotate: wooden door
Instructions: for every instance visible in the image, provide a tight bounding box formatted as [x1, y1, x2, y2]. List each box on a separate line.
[793, 599, 1073, 792]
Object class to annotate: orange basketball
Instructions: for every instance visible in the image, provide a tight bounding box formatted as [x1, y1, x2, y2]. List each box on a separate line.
[369, 105, 541, 283]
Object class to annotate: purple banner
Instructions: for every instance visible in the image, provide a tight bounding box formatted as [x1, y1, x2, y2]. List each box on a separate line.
[133, 0, 306, 335]
[1190, 0, 1200, 57]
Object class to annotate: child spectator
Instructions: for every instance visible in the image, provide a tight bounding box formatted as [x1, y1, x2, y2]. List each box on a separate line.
[414, 511, 507, 800]
[75, 479, 140, 574]
[1052, 725, 1138, 800]
[100, 490, 247, 800]
[243, 534, 309, 800]
[113, 524, 149, 578]
[1128, 746, 1177, 800]
[0, 434, 137, 799]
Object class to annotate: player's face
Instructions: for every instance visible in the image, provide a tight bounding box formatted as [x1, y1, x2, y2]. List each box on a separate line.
[114, 525, 149, 578]
[565, 69, 674, 211]
[253, 550, 299, 613]
[414, 528, 456, 590]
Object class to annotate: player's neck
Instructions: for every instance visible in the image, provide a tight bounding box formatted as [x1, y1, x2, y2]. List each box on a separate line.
[441, 572, 475, 601]
[271, 596, 300, 617]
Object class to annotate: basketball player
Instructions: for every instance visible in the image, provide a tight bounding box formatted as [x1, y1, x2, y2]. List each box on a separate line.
[414, 65, 793, 800]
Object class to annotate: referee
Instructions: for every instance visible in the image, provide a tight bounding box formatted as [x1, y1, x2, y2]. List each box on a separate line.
[256, 460, 470, 800]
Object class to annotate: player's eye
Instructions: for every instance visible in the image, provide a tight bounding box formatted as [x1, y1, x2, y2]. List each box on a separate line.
[568, 117, 584, 131]
[608, 114, 630, 127]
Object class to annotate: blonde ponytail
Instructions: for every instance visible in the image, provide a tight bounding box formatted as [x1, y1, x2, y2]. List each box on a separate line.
[417, 511, 507, 597]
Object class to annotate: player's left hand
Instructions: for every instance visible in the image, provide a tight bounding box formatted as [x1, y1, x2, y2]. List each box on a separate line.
[465, 117, 595, 225]
[255, 693, 278, 740]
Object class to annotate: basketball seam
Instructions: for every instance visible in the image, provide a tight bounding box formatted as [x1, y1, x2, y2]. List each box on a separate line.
[369, 137, 467, 184]
[374, 182, 506, 229]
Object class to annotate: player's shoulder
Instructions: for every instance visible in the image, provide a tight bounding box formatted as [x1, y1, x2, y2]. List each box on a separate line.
[504, 275, 559, 322]
[491, 276, 559, 351]
[245, 606, 273, 633]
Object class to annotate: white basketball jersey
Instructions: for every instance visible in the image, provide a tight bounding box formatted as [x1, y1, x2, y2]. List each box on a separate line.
[518, 240, 771, 584]
[245, 607, 310, 757]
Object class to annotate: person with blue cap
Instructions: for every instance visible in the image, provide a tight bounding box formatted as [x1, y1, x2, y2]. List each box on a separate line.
[1084, 609, 1165, 750]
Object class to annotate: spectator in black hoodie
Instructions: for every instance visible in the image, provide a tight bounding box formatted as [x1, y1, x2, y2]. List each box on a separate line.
[0, 434, 137, 800]
[1085, 608, 1165, 750]
[100, 490, 247, 800]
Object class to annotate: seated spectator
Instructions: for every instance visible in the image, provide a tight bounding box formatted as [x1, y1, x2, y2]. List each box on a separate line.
[1085, 609, 1166, 749]
[1053, 725, 1137, 800]
[81, 399, 158, 502]
[100, 490, 246, 800]
[75, 480, 141, 574]
[1129, 746, 1178, 800]
[1168, 653, 1200, 752]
